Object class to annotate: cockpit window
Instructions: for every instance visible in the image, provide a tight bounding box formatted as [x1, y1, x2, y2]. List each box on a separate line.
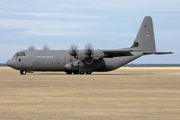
[13, 54, 18, 59]
[19, 52, 25, 57]
[13, 52, 26, 59]
[13, 54, 16, 58]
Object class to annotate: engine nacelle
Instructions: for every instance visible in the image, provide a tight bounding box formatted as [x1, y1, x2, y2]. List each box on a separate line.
[65, 63, 79, 71]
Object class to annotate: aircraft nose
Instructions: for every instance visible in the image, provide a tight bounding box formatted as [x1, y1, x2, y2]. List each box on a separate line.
[7, 59, 16, 68]
[7, 60, 10, 66]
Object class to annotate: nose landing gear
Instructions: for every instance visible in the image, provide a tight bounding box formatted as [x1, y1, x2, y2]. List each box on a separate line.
[20, 70, 26, 75]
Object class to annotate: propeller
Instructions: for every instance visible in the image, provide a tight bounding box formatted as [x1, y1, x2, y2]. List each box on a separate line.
[68, 44, 79, 65]
[84, 43, 94, 64]
[28, 45, 35, 50]
[42, 45, 50, 50]
[69, 44, 78, 57]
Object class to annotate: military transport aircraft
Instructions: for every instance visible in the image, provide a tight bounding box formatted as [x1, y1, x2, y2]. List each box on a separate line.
[7, 16, 173, 75]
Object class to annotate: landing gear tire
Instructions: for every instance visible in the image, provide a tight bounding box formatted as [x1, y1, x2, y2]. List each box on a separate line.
[73, 71, 79, 74]
[86, 72, 92, 75]
[20, 70, 26, 75]
[66, 71, 72, 74]
[79, 72, 84, 75]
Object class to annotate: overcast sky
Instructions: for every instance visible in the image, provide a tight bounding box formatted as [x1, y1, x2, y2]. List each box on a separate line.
[0, 0, 179, 63]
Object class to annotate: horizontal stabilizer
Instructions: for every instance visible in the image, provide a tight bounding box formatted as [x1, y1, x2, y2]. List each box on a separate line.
[143, 52, 173, 55]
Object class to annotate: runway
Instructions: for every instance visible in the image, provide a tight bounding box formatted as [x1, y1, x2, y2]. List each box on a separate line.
[0, 67, 180, 120]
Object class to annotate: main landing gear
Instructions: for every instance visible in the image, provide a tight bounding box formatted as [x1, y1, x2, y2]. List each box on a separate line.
[73, 71, 79, 74]
[66, 71, 72, 74]
[66, 71, 92, 75]
[20, 70, 26, 75]
[86, 72, 92, 75]
[79, 72, 84, 75]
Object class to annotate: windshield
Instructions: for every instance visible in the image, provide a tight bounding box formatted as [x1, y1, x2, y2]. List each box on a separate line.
[13, 52, 26, 59]
[19, 52, 25, 57]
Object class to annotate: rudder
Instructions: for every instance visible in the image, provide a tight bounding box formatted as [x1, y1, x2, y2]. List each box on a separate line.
[131, 16, 156, 52]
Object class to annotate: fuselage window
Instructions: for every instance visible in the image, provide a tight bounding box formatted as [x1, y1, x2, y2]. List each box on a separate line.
[19, 58, 21, 62]
[19, 52, 25, 57]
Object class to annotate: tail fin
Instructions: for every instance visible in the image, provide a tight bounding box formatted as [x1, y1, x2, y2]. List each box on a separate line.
[131, 16, 156, 52]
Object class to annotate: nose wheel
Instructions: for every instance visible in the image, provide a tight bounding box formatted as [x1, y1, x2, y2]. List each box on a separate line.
[20, 70, 26, 75]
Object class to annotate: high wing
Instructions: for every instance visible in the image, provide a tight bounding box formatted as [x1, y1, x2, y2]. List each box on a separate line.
[78, 48, 173, 60]
[102, 48, 142, 58]
[77, 48, 142, 60]
[102, 49, 173, 58]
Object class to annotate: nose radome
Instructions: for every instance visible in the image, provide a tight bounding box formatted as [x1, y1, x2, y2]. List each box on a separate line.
[7, 60, 10, 66]
[7, 59, 16, 68]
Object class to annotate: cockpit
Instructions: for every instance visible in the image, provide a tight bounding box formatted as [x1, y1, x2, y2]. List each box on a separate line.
[13, 52, 26, 59]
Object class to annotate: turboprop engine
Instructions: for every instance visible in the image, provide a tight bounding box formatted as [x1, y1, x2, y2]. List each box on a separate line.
[64, 63, 79, 71]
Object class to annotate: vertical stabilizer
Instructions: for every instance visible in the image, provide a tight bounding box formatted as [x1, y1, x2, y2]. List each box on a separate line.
[131, 16, 156, 52]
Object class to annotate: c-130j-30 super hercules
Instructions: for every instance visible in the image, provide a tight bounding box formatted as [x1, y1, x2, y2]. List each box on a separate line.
[7, 16, 173, 75]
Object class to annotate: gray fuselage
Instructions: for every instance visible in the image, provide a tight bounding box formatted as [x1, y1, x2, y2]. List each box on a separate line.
[7, 50, 142, 72]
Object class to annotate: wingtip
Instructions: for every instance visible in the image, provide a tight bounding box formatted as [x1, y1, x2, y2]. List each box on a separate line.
[169, 52, 174, 54]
